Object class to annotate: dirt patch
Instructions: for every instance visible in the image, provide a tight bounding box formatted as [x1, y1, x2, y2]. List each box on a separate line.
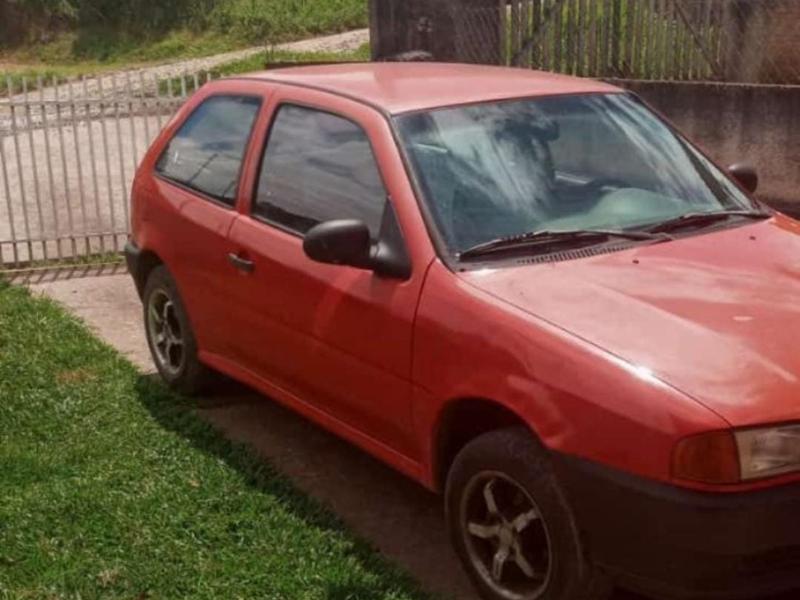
[56, 367, 98, 385]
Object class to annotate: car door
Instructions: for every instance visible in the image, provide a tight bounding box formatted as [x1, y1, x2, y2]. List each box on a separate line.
[151, 88, 265, 358]
[225, 88, 432, 461]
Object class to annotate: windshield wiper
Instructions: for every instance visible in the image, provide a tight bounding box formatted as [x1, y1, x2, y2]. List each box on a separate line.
[645, 209, 772, 234]
[458, 229, 670, 261]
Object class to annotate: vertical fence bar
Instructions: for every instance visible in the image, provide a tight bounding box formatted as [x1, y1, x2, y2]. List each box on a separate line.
[68, 78, 89, 254]
[83, 75, 105, 253]
[610, 0, 622, 75]
[499, 0, 509, 65]
[714, 0, 725, 79]
[157, 73, 169, 131]
[111, 74, 130, 230]
[138, 71, 153, 146]
[701, 0, 712, 79]
[40, 75, 61, 260]
[53, 75, 77, 258]
[519, 0, 530, 67]
[510, 0, 521, 65]
[0, 112, 19, 266]
[668, 0, 679, 79]
[6, 76, 33, 262]
[540, 0, 551, 71]
[532, 0, 542, 68]
[126, 71, 140, 174]
[634, 0, 646, 77]
[554, 0, 564, 72]
[586, 0, 598, 76]
[22, 77, 46, 260]
[657, 0, 668, 79]
[646, 0, 658, 78]
[682, 0, 694, 79]
[598, 0, 607, 75]
[97, 76, 118, 252]
[578, 0, 586, 75]
[675, 0, 685, 79]
[706, 0, 717, 79]
[622, 0, 634, 77]
[567, 0, 577, 74]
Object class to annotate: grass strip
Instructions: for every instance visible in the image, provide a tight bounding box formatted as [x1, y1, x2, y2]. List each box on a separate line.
[0, 281, 429, 600]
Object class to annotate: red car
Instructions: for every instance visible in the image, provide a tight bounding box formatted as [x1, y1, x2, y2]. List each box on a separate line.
[125, 63, 800, 600]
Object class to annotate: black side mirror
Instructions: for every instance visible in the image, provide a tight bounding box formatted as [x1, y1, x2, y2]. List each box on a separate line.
[303, 220, 373, 270]
[728, 163, 759, 194]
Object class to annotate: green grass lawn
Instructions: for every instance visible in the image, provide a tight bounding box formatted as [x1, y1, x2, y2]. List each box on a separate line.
[0, 280, 428, 600]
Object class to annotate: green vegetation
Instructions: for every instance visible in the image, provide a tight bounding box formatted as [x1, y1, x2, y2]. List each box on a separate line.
[1, 0, 368, 95]
[1, 0, 368, 60]
[0, 281, 427, 600]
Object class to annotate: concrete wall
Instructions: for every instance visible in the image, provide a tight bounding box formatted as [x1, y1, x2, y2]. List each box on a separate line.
[609, 79, 800, 210]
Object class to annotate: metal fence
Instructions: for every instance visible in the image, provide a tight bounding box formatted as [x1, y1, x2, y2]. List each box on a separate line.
[0, 73, 204, 269]
[454, 0, 800, 83]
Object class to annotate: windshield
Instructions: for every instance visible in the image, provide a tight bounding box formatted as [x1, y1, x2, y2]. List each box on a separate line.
[395, 93, 757, 256]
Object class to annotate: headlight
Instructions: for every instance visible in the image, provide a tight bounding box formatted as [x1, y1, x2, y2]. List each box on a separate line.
[736, 425, 800, 480]
[672, 425, 800, 484]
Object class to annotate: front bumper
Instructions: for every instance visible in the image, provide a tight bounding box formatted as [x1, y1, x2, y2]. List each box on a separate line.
[552, 454, 800, 599]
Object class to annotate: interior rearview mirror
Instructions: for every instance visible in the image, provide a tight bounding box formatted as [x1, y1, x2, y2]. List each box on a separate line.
[728, 163, 759, 194]
[303, 220, 373, 270]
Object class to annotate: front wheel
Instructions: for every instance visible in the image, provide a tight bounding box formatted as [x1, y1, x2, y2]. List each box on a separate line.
[445, 428, 612, 600]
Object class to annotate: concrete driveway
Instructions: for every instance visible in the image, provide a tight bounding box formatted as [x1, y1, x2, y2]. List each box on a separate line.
[26, 272, 795, 600]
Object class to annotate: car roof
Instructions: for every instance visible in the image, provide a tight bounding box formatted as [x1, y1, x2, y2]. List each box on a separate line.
[239, 62, 622, 115]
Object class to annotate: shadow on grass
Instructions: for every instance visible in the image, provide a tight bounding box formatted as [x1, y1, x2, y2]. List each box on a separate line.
[133, 372, 434, 599]
[132, 373, 799, 600]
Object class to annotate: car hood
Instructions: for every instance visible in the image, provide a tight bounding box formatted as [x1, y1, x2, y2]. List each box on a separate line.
[460, 215, 800, 427]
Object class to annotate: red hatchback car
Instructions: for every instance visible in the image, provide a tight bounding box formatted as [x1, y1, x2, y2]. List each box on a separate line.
[126, 63, 800, 600]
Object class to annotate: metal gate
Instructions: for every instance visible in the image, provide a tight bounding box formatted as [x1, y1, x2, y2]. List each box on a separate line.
[0, 72, 201, 269]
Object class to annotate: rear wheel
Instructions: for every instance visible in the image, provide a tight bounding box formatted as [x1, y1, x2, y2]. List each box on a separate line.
[143, 265, 212, 395]
[446, 428, 611, 600]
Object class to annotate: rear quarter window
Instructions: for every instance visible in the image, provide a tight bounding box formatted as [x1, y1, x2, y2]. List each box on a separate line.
[156, 95, 261, 206]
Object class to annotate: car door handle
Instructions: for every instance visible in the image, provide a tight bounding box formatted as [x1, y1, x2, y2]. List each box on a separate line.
[228, 253, 255, 273]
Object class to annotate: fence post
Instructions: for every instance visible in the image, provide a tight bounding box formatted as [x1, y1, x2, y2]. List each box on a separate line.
[611, 0, 623, 75]
[370, 0, 504, 64]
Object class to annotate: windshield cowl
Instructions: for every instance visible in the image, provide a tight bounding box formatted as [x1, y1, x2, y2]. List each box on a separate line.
[458, 228, 672, 261]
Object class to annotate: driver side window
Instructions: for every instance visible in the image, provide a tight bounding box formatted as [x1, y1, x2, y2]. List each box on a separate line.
[253, 104, 386, 238]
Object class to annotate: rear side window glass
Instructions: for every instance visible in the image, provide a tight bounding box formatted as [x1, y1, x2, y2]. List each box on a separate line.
[156, 95, 261, 206]
[254, 104, 386, 237]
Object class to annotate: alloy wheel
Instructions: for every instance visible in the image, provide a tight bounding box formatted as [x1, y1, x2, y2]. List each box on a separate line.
[460, 471, 553, 600]
[147, 288, 185, 377]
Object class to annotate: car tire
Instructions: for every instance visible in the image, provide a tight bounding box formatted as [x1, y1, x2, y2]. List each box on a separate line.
[142, 265, 212, 395]
[445, 427, 612, 600]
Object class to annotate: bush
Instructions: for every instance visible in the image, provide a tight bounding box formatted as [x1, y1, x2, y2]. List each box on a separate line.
[207, 0, 367, 43]
[3, 0, 366, 41]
